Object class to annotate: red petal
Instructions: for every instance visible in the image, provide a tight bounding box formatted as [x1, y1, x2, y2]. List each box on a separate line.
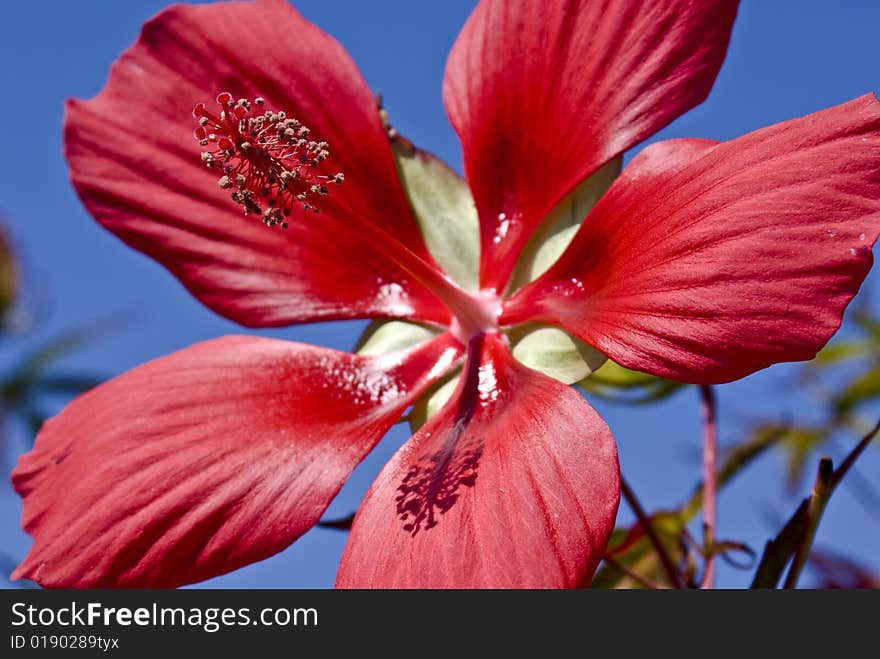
[443, 0, 738, 291]
[504, 95, 880, 384]
[12, 334, 462, 588]
[336, 333, 619, 588]
[66, 0, 448, 327]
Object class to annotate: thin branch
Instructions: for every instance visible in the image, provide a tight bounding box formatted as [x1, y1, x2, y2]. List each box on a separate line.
[700, 385, 718, 589]
[602, 554, 668, 590]
[619, 477, 685, 588]
[831, 418, 880, 489]
[783, 457, 833, 588]
[783, 418, 880, 588]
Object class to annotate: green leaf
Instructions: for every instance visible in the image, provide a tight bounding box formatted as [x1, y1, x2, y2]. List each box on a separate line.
[392, 138, 480, 292]
[850, 309, 880, 342]
[584, 360, 658, 388]
[354, 319, 439, 357]
[734, 424, 828, 494]
[740, 424, 827, 493]
[811, 340, 869, 367]
[509, 324, 606, 385]
[834, 368, 880, 416]
[579, 360, 685, 405]
[508, 156, 621, 294]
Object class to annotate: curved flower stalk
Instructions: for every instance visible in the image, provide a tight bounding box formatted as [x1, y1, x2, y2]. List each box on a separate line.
[12, 0, 880, 588]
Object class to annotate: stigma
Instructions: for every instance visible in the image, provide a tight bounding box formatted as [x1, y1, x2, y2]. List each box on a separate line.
[192, 92, 344, 229]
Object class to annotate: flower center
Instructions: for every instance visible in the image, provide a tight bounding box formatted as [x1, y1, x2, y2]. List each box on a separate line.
[449, 289, 502, 343]
[192, 92, 344, 228]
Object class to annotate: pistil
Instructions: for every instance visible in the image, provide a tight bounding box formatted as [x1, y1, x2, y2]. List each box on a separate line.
[193, 92, 499, 340]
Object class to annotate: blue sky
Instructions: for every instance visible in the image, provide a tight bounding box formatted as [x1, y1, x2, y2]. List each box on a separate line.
[1, 0, 878, 588]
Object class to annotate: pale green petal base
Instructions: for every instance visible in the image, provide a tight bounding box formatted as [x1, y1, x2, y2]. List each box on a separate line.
[355, 319, 440, 357]
[392, 139, 480, 292]
[356, 318, 609, 431]
[507, 156, 622, 295]
[509, 324, 607, 385]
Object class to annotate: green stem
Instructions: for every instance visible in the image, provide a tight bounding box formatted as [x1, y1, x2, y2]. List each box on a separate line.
[751, 419, 880, 588]
[783, 457, 833, 588]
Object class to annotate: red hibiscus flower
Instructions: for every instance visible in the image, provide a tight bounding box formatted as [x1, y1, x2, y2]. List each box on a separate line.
[13, 0, 880, 588]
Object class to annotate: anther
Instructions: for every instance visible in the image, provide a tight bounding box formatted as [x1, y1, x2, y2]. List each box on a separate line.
[192, 92, 344, 229]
